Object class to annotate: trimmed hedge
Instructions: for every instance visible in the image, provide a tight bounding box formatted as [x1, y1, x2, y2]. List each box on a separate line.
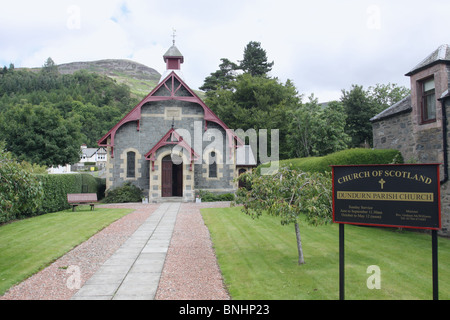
[36, 174, 82, 214]
[258, 148, 403, 174]
[35, 173, 106, 214]
[1, 141, 106, 224]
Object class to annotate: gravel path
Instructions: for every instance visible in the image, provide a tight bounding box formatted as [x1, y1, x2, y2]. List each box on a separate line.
[0, 202, 230, 300]
[155, 202, 230, 300]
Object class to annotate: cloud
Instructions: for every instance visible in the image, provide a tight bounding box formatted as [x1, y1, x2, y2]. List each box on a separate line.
[1, 0, 450, 102]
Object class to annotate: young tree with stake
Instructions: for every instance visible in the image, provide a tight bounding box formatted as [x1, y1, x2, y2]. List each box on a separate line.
[236, 166, 332, 264]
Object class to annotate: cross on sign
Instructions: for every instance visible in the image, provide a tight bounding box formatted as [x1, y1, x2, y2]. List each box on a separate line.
[379, 178, 386, 190]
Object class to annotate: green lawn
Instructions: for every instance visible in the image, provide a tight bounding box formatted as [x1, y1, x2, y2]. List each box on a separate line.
[0, 206, 132, 295]
[201, 206, 450, 300]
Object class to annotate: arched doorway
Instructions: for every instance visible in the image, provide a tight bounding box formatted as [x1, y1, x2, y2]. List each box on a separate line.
[162, 155, 183, 197]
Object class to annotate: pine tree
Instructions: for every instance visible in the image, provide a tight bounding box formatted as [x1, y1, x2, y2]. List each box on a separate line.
[239, 41, 274, 77]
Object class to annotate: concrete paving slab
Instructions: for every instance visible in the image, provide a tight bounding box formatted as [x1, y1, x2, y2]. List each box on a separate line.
[71, 202, 180, 300]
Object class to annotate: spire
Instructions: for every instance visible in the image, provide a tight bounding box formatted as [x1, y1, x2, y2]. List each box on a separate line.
[163, 29, 184, 70]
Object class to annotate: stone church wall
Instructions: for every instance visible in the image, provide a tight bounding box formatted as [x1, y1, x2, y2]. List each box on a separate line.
[106, 99, 236, 201]
[372, 107, 450, 235]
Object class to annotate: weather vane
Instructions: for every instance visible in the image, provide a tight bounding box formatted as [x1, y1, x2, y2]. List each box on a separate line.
[172, 28, 176, 45]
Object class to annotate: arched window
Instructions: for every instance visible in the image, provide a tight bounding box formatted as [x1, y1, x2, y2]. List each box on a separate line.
[209, 151, 217, 178]
[127, 151, 135, 178]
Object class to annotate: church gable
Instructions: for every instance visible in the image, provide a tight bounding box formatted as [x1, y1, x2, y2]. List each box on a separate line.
[98, 42, 253, 202]
[152, 75, 194, 98]
[145, 127, 200, 162]
[98, 71, 236, 154]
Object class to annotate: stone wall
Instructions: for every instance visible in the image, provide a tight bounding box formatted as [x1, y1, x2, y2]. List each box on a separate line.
[105, 99, 236, 202]
[372, 105, 449, 236]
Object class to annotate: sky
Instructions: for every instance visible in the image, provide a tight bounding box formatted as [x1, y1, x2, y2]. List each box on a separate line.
[1, 0, 449, 102]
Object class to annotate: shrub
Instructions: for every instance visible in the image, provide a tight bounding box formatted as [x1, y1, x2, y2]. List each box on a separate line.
[197, 190, 235, 202]
[257, 148, 403, 174]
[103, 182, 143, 203]
[0, 145, 44, 223]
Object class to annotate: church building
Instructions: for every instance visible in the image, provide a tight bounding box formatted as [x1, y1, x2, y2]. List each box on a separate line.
[98, 43, 256, 202]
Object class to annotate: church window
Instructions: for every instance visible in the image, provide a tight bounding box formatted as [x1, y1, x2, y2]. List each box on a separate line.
[209, 151, 217, 178]
[127, 151, 136, 178]
[420, 77, 436, 123]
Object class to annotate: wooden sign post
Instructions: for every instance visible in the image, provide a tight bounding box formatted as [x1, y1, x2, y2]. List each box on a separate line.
[332, 164, 441, 300]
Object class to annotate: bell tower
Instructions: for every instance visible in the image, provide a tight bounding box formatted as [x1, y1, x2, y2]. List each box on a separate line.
[163, 29, 184, 70]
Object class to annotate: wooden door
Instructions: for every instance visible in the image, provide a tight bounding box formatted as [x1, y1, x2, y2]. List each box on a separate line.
[174, 163, 183, 196]
[162, 156, 172, 197]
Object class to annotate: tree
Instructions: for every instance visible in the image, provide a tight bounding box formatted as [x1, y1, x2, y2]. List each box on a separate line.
[205, 74, 300, 160]
[341, 83, 410, 148]
[42, 57, 58, 74]
[341, 85, 375, 148]
[236, 166, 332, 265]
[0, 102, 83, 166]
[367, 83, 410, 115]
[288, 96, 350, 158]
[199, 58, 239, 94]
[239, 41, 274, 77]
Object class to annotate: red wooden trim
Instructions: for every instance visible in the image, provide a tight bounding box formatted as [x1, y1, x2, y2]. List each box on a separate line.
[98, 71, 242, 149]
[145, 128, 200, 165]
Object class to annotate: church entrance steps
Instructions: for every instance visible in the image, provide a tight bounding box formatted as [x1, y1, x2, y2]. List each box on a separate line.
[152, 197, 190, 203]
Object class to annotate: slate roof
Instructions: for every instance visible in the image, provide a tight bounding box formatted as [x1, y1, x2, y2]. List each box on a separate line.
[370, 94, 412, 122]
[82, 147, 107, 158]
[406, 44, 450, 76]
[163, 45, 184, 63]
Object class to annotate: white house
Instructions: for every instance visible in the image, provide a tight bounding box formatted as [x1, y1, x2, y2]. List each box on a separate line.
[80, 144, 108, 168]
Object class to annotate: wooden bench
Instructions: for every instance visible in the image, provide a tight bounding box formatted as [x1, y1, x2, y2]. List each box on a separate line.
[67, 193, 98, 212]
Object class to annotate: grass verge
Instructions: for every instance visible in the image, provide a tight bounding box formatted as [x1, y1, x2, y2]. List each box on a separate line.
[201, 206, 450, 300]
[0, 206, 132, 295]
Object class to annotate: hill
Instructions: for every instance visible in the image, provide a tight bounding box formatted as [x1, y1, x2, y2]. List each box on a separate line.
[57, 59, 161, 98]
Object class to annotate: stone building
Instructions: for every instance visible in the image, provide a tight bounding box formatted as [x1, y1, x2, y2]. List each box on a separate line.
[371, 44, 450, 236]
[98, 43, 255, 202]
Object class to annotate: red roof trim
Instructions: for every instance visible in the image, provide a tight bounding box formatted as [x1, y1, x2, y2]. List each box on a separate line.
[97, 71, 242, 152]
[144, 127, 200, 162]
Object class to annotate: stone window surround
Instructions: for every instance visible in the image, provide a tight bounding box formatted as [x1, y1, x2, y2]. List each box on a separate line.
[120, 147, 142, 181]
[202, 148, 223, 180]
[419, 76, 436, 124]
[410, 65, 446, 132]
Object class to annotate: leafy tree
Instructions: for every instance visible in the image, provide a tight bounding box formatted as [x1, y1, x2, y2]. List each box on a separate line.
[0, 102, 83, 166]
[367, 83, 410, 115]
[341, 83, 410, 148]
[0, 60, 137, 153]
[199, 58, 239, 94]
[70, 101, 123, 146]
[206, 74, 300, 160]
[288, 95, 350, 157]
[236, 166, 332, 265]
[42, 57, 58, 74]
[239, 41, 274, 77]
[341, 84, 375, 148]
[315, 101, 350, 155]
